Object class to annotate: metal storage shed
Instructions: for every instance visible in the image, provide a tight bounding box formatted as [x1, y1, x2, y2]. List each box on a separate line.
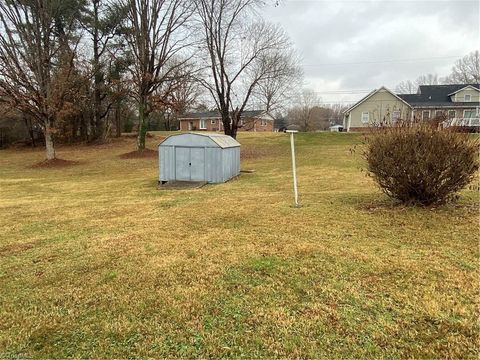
[158, 133, 241, 184]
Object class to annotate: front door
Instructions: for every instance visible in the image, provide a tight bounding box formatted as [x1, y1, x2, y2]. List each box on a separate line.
[175, 147, 205, 181]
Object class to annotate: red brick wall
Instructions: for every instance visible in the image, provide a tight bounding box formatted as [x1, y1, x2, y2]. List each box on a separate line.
[180, 117, 274, 132]
[179, 119, 222, 131]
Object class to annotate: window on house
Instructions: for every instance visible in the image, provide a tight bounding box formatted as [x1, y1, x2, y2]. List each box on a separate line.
[361, 112, 369, 124]
[199, 119, 207, 129]
[464, 110, 475, 118]
[435, 110, 443, 118]
[422, 110, 430, 120]
[392, 111, 401, 122]
[448, 110, 456, 119]
[464, 94, 471, 102]
[261, 119, 267, 126]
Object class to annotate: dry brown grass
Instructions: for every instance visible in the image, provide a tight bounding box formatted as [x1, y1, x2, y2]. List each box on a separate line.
[0, 131, 478, 358]
[119, 148, 158, 159]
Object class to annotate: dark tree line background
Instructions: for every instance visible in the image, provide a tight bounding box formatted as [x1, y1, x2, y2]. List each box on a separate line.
[0, 1, 477, 159]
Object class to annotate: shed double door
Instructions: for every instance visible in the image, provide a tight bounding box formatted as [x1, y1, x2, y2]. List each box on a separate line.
[175, 147, 205, 181]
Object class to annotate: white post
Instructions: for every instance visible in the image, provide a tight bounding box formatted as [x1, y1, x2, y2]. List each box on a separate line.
[287, 130, 299, 207]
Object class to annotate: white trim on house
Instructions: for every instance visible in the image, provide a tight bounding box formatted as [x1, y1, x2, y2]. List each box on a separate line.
[343, 86, 413, 114]
[463, 109, 477, 118]
[392, 110, 401, 121]
[361, 111, 369, 123]
[447, 85, 480, 97]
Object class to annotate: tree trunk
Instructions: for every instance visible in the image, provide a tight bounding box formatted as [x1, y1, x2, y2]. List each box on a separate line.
[137, 99, 148, 150]
[44, 121, 56, 160]
[91, 0, 105, 143]
[115, 101, 122, 137]
[222, 111, 237, 138]
[24, 118, 36, 147]
[225, 111, 240, 139]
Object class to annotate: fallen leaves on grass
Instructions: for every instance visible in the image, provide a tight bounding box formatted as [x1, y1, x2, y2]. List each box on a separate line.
[119, 148, 158, 159]
[30, 158, 81, 168]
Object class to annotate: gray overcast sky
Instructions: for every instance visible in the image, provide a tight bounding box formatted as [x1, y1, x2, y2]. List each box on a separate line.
[260, 0, 480, 104]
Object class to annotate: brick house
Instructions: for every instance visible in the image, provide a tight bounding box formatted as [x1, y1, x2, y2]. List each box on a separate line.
[343, 84, 480, 131]
[178, 110, 275, 132]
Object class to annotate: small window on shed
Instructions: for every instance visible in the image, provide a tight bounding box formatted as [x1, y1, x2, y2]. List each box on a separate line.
[211, 119, 216, 124]
[464, 94, 471, 102]
[261, 119, 267, 126]
[361, 112, 369, 124]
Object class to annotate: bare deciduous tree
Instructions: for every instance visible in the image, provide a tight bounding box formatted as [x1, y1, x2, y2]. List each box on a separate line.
[0, 0, 81, 160]
[288, 89, 321, 131]
[252, 49, 303, 113]
[395, 80, 417, 94]
[151, 59, 200, 130]
[445, 50, 480, 84]
[82, 0, 127, 142]
[395, 73, 442, 94]
[195, 0, 294, 138]
[123, 0, 194, 150]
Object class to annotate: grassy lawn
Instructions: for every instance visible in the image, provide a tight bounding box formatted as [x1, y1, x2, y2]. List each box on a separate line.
[0, 132, 478, 358]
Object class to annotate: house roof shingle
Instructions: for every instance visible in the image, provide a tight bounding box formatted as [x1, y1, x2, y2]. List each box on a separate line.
[398, 83, 480, 107]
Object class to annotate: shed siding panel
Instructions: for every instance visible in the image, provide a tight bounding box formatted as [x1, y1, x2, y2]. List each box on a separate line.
[206, 148, 222, 183]
[159, 133, 240, 184]
[160, 146, 174, 181]
[221, 147, 240, 181]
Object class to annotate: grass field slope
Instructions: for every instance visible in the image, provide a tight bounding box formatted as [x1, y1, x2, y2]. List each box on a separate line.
[0, 132, 478, 358]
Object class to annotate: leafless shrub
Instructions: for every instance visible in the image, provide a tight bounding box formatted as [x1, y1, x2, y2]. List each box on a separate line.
[363, 121, 479, 205]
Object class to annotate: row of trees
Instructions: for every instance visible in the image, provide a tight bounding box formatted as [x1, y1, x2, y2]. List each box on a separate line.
[395, 50, 480, 93]
[0, 0, 302, 160]
[286, 89, 346, 131]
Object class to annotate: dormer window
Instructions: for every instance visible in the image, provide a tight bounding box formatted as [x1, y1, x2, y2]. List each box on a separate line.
[464, 94, 471, 102]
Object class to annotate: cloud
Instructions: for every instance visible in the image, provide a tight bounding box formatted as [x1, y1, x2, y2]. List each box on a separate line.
[261, 0, 479, 102]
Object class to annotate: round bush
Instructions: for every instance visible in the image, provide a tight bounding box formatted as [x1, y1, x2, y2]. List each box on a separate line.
[363, 123, 479, 205]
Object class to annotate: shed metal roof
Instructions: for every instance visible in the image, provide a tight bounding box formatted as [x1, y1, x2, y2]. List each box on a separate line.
[158, 132, 240, 149]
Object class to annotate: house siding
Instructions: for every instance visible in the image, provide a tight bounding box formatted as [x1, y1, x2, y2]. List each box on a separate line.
[451, 88, 480, 102]
[346, 89, 412, 130]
